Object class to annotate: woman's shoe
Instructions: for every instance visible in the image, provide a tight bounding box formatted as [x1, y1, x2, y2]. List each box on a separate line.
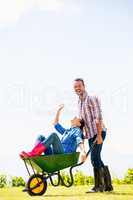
[20, 143, 46, 158]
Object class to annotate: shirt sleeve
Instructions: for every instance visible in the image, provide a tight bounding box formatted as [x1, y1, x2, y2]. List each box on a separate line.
[95, 96, 103, 122]
[89, 96, 103, 123]
[54, 123, 66, 135]
[74, 129, 83, 146]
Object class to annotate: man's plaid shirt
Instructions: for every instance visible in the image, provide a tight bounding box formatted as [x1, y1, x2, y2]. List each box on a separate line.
[78, 91, 103, 139]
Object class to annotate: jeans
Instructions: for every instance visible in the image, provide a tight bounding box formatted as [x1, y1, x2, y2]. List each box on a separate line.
[88, 130, 106, 168]
[36, 133, 64, 155]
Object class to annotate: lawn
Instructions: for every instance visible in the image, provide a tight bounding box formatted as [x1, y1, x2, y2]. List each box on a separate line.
[0, 185, 133, 200]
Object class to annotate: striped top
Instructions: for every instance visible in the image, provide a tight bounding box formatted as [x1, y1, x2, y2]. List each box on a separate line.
[78, 91, 103, 139]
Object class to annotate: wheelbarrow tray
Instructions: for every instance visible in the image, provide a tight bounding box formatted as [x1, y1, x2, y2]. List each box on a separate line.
[23, 152, 80, 173]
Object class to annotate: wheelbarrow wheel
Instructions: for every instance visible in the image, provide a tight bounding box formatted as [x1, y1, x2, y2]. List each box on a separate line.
[27, 174, 47, 196]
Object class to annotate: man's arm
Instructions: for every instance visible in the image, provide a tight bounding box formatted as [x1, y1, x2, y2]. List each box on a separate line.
[96, 121, 103, 144]
[90, 96, 103, 144]
[95, 97, 103, 144]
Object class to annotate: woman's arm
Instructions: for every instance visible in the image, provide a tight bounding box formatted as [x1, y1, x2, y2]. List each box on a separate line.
[79, 142, 86, 162]
[53, 104, 64, 125]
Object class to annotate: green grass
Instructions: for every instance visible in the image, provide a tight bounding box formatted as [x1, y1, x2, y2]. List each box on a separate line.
[0, 185, 133, 200]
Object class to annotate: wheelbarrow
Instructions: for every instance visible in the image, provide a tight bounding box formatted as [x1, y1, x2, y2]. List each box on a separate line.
[21, 145, 94, 196]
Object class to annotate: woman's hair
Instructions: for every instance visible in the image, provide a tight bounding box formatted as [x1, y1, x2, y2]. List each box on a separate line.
[79, 119, 85, 139]
[79, 119, 85, 132]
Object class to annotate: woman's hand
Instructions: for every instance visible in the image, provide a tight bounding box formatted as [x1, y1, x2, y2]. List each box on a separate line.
[53, 104, 64, 125]
[80, 150, 86, 162]
[57, 104, 64, 112]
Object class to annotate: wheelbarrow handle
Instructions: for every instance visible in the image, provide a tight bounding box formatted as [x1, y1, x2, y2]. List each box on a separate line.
[86, 142, 96, 158]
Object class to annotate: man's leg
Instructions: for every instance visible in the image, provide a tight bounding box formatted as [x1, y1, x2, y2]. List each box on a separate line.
[103, 165, 113, 191]
[86, 135, 99, 192]
[86, 132, 105, 193]
[91, 143, 105, 192]
[97, 131, 113, 191]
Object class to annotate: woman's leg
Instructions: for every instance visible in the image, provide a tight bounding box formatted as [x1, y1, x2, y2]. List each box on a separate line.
[41, 133, 64, 154]
[35, 135, 46, 145]
[35, 135, 53, 155]
[20, 133, 64, 158]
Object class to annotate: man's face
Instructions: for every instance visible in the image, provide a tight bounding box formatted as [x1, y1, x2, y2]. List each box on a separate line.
[74, 81, 85, 96]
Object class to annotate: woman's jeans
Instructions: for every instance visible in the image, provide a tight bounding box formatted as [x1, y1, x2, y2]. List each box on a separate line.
[35, 133, 64, 155]
[88, 130, 106, 168]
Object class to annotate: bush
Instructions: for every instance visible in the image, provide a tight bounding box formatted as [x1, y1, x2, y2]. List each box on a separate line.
[74, 170, 86, 185]
[0, 175, 7, 188]
[56, 170, 94, 186]
[60, 171, 71, 186]
[85, 175, 94, 185]
[112, 177, 124, 184]
[12, 176, 26, 187]
[123, 168, 133, 184]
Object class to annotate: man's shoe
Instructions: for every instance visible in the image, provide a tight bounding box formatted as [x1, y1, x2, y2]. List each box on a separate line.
[97, 167, 105, 192]
[86, 167, 100, 193]
[103, 166, 113, 191]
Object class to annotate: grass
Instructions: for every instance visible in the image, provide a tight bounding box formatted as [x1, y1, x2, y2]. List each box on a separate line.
[0, 185, 133, 200]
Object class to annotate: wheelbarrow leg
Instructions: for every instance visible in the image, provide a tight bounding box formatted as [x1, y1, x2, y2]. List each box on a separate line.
[22, 158, 41, 192]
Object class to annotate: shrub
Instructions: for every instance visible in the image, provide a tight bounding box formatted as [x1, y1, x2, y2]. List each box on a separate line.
[112, 177, 124, 184]
[74, 170, 86, 185]
[85, 175, 94, 185]
[0, 175, 7, 188]
[123, 168, 133, 184]
[12, 176, 26, 187]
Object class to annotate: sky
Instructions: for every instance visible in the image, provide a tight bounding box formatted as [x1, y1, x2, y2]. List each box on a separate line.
[0, 0, 133, 179]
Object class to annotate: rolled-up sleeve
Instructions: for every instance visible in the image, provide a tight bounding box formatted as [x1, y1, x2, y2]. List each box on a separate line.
[54, 123, 66, 135]
[95, 97, 103, 122]
[74, 130, 83, 146]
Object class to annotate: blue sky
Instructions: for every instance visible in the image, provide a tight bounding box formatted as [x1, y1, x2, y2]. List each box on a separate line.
[0, 0, 132, 179]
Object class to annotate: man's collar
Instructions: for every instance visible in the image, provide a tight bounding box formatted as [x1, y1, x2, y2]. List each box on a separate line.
[79, 91, 88, 101]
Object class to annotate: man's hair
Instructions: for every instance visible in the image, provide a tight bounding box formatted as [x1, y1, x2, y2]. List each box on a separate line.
[74, 78, 85, 86]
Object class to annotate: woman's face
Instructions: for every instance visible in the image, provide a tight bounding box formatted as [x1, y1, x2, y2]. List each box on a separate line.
[71, 117, 81, 127]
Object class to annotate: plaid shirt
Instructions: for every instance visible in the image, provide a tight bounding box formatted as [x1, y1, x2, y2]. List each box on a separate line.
[78, 91, 103, 139]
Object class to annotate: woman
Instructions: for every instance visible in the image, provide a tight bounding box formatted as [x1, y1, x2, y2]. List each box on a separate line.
[20, 104, 86, 162]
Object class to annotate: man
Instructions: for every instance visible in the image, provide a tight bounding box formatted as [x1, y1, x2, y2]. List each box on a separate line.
[74, 78, 113, 193]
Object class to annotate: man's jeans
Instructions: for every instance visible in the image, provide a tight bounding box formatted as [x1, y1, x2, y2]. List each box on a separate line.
[35, 133, 64, 155]
[88, 130, 106, 168]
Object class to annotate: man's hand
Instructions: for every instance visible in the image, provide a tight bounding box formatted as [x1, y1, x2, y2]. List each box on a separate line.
[95, 135, 103, 144]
